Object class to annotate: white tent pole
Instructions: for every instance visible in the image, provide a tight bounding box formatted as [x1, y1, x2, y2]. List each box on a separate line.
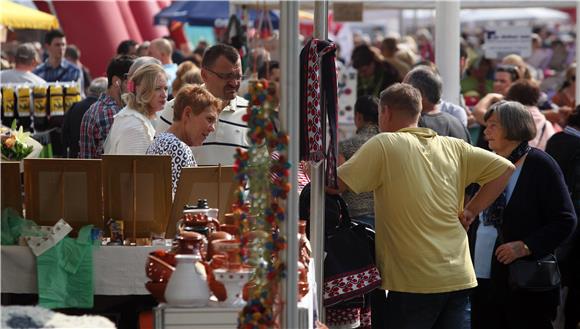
[280, 2, 299, 328]
[311, 0, 328, 324]
[399, 10, 405, 36]
[576, 0, 580, 106]
[435, 0, 461, 106]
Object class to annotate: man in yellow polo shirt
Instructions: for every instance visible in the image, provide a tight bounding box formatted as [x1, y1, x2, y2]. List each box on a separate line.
[337, 83, 514, 329]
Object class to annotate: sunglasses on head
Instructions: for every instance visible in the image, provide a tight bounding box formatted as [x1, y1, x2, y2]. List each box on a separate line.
[496, 65, 520, 81]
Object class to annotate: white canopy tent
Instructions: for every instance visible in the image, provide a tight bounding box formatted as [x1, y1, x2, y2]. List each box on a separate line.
[397, 7, 571, 29]
[460, 7, 570, 24]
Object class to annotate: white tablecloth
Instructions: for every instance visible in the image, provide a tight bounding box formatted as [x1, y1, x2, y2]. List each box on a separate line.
[1, 245, 165, 295]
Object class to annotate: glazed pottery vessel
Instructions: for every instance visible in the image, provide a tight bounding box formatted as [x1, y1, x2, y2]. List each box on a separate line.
[164, 254, 210, 307]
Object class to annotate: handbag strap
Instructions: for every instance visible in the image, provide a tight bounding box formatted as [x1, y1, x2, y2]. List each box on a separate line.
[334, 195, 352, 228]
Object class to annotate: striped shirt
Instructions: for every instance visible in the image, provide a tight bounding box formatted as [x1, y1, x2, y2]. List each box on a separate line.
[78, 93, 121, 158]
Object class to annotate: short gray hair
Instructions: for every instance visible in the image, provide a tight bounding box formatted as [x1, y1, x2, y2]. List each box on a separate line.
[403, 66, 442, 105]
[15, 43, 39, 65]
[87, 77, 108, 97]
[484, 101, 536, 142]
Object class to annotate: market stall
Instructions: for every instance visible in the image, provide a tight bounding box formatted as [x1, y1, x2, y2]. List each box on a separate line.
[6, 2, 580, 329]
[0, 0, 59, 31]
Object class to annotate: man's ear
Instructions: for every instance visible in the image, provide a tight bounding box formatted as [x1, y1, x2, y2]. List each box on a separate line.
[112, 76, 121, 87]
[200, 69, 209, 83]
[382, 105, 393, 125]
[354, 111, 363, 126]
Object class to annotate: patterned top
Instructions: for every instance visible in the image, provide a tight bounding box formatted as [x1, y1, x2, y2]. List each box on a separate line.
[338, 124, 380, 218]
[146, 132, 196, 195]
[33, 59, 81, 83]
[78, 93, 121, 159]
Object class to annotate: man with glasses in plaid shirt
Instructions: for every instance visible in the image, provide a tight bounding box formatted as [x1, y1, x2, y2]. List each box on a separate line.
[156, 43, 249, 166]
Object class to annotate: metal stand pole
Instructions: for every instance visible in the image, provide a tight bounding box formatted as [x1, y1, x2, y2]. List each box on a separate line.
[280, 2, 299, 328]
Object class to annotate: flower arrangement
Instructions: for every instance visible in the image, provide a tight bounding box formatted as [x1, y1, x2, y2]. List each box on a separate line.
[1, 122, 34, 161]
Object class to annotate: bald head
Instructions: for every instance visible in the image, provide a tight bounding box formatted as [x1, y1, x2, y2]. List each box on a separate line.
[149, 38, 173, 64]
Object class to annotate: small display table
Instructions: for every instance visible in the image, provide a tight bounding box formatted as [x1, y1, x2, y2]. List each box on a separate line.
[154, 303, 240, 329]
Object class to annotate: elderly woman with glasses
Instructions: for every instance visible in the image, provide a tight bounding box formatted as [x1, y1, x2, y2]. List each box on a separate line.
[466, 101, 576, 329]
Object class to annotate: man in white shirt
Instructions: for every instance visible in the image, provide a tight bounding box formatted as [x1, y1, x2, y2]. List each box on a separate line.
[155, 44, 249, 165]
[0, 43, 46, 84]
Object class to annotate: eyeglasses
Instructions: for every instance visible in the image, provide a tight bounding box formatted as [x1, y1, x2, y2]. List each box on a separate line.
[204, 67, 244, 81]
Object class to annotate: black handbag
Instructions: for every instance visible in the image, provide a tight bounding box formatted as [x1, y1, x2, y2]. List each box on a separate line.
[298, 183, 381, 306]
[508, 254, 561, 292]
[323, 196, 381, 306]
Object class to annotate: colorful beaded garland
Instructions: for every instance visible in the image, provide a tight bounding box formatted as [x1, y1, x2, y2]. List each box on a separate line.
[233, 79, 290, 328]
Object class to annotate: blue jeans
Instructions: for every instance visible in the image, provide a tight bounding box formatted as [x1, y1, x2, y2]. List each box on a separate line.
[384, 289, 471, 329]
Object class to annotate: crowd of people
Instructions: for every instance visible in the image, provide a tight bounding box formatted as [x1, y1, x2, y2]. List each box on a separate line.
[1, 21, 579, 329]
[331, 27, 579, 329]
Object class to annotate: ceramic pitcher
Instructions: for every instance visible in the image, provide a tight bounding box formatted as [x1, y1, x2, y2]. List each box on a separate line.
[164, 254, 210, 307]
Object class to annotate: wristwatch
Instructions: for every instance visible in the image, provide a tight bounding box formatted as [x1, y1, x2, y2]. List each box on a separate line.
[522, 242, 531, 255]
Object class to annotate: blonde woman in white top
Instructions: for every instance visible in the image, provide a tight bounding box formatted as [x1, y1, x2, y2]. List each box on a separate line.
[104, 63, 168, 154]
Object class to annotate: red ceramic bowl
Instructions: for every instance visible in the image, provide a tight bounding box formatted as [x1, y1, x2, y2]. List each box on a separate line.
[145, 281, 167, 303]
[146, 252, 175, 283]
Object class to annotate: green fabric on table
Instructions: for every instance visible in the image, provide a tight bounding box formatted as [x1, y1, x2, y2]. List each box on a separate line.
[37, 225, 96, 309]
[38, 143, 53, 158]
[1, 208, 39, 245]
